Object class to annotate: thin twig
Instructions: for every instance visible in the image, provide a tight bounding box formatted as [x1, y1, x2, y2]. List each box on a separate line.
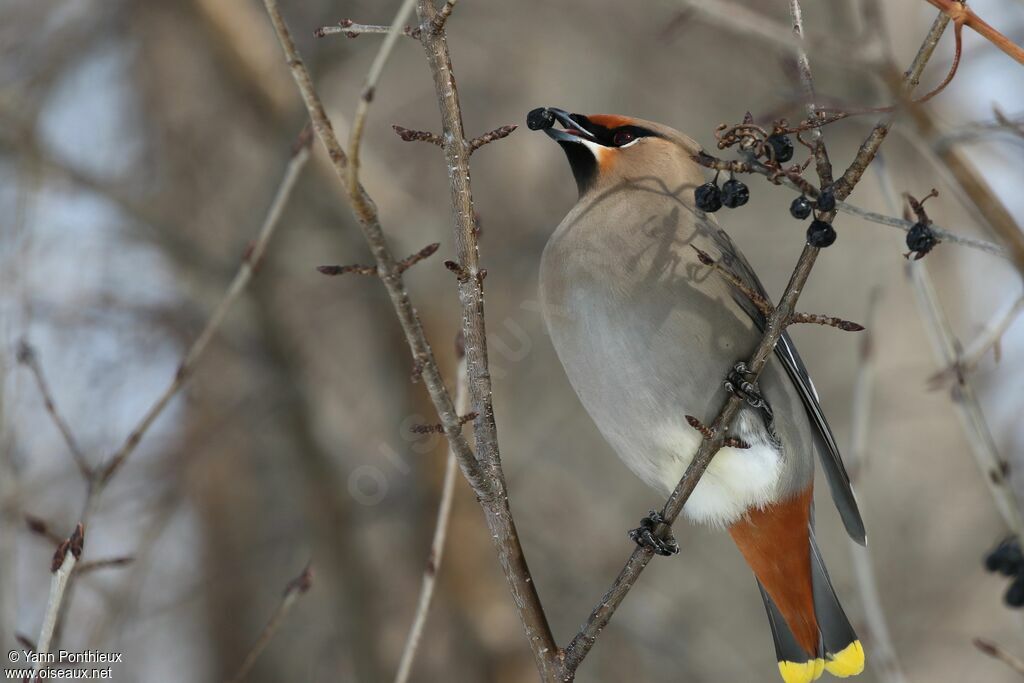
[883, 156, 1023, 532]
[974, 638, 1024, 677]
[844, 291, 909, 683]
[693, 246, 863, 330]
[15, 341, 91, 479]
[74, 557, 134, 574]
[468, 125, 517, 153]
[226, 564, 313, 683]
[97, 128, 312, 486]
[923, 0, 1024, 65]
[929, 293, 1024, 385]
[392, 125, 443, 146]
[32, 524, 84, 681]
[833, 12, 951, 200]
[393, 344, 467, 683]
[693, 152, 1010, 258]
[790, 0, 833, 185]
[314, 20, 418, 39]
[871, 155, 1024, 535]
[559, 9, 951, 678]
[346, 0, 418, 204]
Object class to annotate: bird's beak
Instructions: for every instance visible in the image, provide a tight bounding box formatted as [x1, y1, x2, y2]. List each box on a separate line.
[528, 107, 599, 144]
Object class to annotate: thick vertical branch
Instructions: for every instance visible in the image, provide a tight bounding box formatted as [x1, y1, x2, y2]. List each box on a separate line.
[414, 2, 559, 677]
[261, 0, 494, 500]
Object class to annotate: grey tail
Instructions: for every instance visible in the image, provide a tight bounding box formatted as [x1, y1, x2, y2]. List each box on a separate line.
[810, 529, 865, 678]
[755, 530, 866, 682]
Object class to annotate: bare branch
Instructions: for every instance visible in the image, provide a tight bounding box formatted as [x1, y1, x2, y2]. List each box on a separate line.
[393, 343, 467, 683]
[693, 151, 1009, 258]
[930, 293, 1024, 385]
[96, 127, 312, 486]
[261, 0, 494, 499]
[468, 124, 517, 153]
[75, 557, 134, 575]
[226, 564, 313, 683]
[429, 0, 458, 34]
[346, 0, 418, 205]
[32, 524, 84, 680]
[974, 638, 1024, 677]
[844, 292, 910, 683]
[392, 124, 443, 146]
[317, 242, 440, 278]
[413, 0, 559, 675]
[692, 246, 863, 331]
[788, 313, 865, 331]
[923, 0, 1024, 65]
[314, 19, 419, 39]
[833, 12, 952, 200]
[24, 515, 65, 547]
[16, 341, 92, 479]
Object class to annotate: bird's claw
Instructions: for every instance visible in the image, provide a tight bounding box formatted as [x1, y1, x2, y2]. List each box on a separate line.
[628, 510, 679, 557]
[725, 362, 769, 412]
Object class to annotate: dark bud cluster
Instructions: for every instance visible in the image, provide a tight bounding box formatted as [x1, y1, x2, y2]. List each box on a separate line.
[985, 537, 1024, 607]
[526, 108, 555, 131]
[905, 222, 939, 260]
[767, 134, 794, 163]
[806, 220, 836, 248]
[695, 174, 749, 213]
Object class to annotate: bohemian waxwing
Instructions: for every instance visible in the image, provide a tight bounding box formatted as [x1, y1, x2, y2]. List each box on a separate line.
[530, 107, 866, 683]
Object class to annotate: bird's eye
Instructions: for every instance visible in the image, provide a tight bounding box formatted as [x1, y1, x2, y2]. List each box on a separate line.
[612, 130, 635, 146]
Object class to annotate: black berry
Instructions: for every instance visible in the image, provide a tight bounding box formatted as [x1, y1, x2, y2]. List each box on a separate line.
[986, 538, 1023, 575]
[816, 188, 836, 212]
[1006, 577, 1024, 608]
[767, 134, 794, 163]
[807, 220, 836, 248]
[527, 108, 555, 130]
[695, 182, 723, 212]
[721, 179, 749, 208]
[790, 196, 813, 220]
[906, 222, 939, 259]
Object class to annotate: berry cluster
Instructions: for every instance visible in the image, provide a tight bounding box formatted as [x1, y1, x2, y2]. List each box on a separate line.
[790, 187, 838, 248]
[985, 536, 1024, 607]
[695, 173, 750, 213]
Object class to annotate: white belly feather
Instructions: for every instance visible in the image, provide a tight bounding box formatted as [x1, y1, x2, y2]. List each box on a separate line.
[645, 416, 783, 527]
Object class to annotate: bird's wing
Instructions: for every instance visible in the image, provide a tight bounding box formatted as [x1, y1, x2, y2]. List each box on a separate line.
[709, 225, 866, 545]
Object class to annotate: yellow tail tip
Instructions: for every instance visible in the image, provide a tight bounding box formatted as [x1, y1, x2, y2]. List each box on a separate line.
[825, 640, 865, 677]
[778, 658, 825, 683]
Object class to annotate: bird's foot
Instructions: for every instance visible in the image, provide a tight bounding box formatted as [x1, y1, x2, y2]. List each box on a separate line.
[628, 510, 679, 557]
[725, 362, 772, 416]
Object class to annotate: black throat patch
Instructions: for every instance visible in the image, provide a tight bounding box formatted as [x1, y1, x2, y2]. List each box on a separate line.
[558, 140, 597, 196]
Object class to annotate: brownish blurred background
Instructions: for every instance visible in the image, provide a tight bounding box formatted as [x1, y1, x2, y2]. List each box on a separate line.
[2, 1, 1024, 681]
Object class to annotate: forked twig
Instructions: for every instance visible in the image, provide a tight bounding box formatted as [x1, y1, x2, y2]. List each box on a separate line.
[16, 342, 91, 479]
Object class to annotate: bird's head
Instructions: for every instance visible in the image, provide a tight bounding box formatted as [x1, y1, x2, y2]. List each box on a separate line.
[528, 107, 703, 197]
